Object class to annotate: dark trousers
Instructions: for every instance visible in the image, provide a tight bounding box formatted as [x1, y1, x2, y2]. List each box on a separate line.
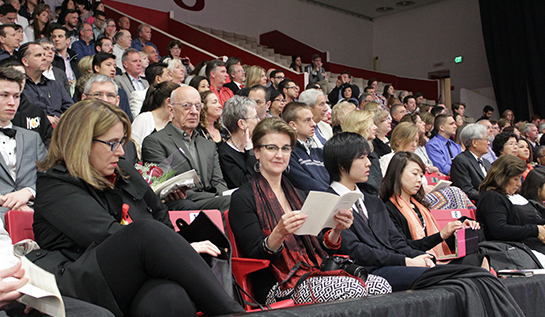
[95, 220, 244, 316]
[371, 266, 429, 292]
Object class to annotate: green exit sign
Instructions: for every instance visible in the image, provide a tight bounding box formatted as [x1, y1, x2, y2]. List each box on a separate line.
[454, 56, 463, 63]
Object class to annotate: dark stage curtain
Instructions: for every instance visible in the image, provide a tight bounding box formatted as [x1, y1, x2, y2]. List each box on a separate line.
[479, 0, 545, 120]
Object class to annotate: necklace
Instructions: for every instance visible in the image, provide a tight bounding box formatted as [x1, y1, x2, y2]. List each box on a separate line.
[229, 139, 244, 152]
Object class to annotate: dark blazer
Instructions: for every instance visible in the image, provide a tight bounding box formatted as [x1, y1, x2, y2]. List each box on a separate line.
[332, 188, 424, 271]
[30, 159, 172, 316]
[357, 151, 382, 196]
[385, 200, 444, 252]
[52, 49, 82, 80]
[450, 150, 491, 202]
[52, 66, 70, 94]
[223, 81, 241, 95]
[141, 123, 228, 201]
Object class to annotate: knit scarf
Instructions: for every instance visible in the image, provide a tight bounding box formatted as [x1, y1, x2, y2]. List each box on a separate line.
[252, 172, 345, 290]
[389, 195, 452, 258]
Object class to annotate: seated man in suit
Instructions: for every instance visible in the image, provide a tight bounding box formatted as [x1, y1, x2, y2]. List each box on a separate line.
[425, 114, 461, 175]
[114, 48, 149, 96]
[142, 85, 230, 211]
[223, 63, 245, 95]
[451, 124, 491, 203]
[0, 67, 46, 221]
[298, 88, 332, 148]
[282, 101, 329, 191]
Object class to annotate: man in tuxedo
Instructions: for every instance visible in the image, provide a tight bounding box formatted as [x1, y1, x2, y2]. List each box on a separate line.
[223, 63, 245, 95]
[114, 48, 149, 96]
[141, 85, 230, 211]
[450, 124, 491, 202]
[0, 67, 46, 221]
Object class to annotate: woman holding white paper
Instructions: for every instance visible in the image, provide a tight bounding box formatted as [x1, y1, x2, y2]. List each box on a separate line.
[229, 118, 391, 305]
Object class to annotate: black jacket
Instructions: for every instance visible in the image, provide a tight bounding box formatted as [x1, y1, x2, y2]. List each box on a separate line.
[450, 150, 491, 202]
[52, 49, 82, 80]
[30, 159, 172, 316]
[12, 94, 53, 147]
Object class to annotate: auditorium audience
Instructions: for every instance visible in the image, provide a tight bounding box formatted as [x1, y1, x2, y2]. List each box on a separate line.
[165, 40, 194, 75]
[498, 117, 511, 131]
[289, 54, 302, 73]
[206, 59, 233, 106]
[51, 25, 80, 85]
[478, 119, 497, 163]
[517, 137, 534, 180]
[247, 84, 270, 120]
[403, 95, 417, 114]
[188, 75, 210, 92]
[245, 65, 267, 88]
[478, 105, 494, 122]
[142, 46, 159, 64]
[358, 92, 373, 110]
[138, 51, 149, 78]
[71, 23, 95, 59]
[282, 101, 329, 191]
[299, 88, 331, 147]
[223, 63, 245, 95]
[268, 89, 286, 118]
[535, 146, 545, 167]
[382, 84, 395, 99]
[0, 67, 46, 220]
[30, 99, 244, 316]
[502, 109, 515, 125]
[130, 62, 171, 118]
[102, 18, 117, 42]
[114, 48, 149, 96]
[389, 104, 407, 135]
[521, 123, 539, 154]
[163, 57, 186, 86]
[230, 117, 390, 305]
[379, 122, 418, 176]
[0, 25, 22, 61]
[492, 131, 518, 158]
[131, 24, 159, 56]
[519, 168, 545, 220]
[131, 81, 178, 159]
[331, 100, 356, 134]
[25, 3, 50, 42]
[278, 78, 299, 103]
[328, 71, 360, 105]
[425, 114, 461, 175]
[37, 38, 70, 94]
[118, 16, 130, 30]
[477, 155, 545, 254]
[142, 85, 230, 211]
[197, 90, 229, 146]
[90, 10, 105, 40]
[450, 124, 491, 202]
[92, 52, 132, 120]
[218, 95, 258, 189]
[304, 54, 328, 93]
[368, 78, 386, 108]
[95, 37, 114, 54]
[372, 108, 392, 157]
[381, 152, 480, 258]
[401, 113, 441, 175]
[113, 29, 132, 73]
[322, 133, 430, 292]
[19, 42, 73, 125]
[3, 0, 28, 42]
[268, 70, 284, 92]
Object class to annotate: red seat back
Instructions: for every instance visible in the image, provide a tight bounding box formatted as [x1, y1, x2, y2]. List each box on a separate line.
[425, 173, 451, 185]
[5, 209, 35, 243]
[168, 210, 224, 233]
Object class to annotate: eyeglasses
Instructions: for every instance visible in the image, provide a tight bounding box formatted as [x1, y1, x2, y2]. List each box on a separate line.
[93, 137, 126, 151]
[171, 102, 202, 110]
[260, 144, 293, 154]
[88, 92, 118, 100]
[274, 98, 286, 103]
[243, 115, 260, 121]
[285, 86, 298, 90]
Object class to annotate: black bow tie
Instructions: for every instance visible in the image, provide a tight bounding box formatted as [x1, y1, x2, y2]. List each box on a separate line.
[0, 127, 16, 138]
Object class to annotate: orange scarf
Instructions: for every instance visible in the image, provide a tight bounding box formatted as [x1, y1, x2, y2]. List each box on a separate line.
[389, 195, 452, 258]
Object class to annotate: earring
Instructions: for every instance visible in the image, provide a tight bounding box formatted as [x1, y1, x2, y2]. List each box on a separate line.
[254, 161, 260, 173]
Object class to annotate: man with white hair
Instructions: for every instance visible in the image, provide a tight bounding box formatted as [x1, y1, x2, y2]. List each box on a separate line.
[298, 88, 331, 147]
[450, 124, 491, 202]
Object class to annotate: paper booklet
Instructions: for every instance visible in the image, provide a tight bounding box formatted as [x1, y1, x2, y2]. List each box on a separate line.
[2, 256, 65, 317]
[430, 179, 452, 192]
[152, 169, 201, 199]
[294, 191, 363, 236]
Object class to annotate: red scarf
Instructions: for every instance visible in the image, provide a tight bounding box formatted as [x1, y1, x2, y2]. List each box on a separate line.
[252, 173, 351, 289]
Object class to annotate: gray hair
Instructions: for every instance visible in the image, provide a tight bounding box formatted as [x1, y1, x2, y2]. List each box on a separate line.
[36, 38, 54, 46]
[460, 123, 487, 149]
[298, 89, 324, 108]
[122, 48, 139, 63]
[83, 74, 118, 95]
[521, 123, 536, 136]
[538, 123, 545, 133]
[221, 95, 257, 133]
[535, 146, 545, 159]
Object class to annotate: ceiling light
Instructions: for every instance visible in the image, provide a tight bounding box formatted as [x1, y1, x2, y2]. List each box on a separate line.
[376, 6, 394, 12]
[396, 1, 415, 7]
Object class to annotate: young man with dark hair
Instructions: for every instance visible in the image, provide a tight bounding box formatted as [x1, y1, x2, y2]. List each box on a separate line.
[91, 10, 106, 40]
[0, 66, 46, 220]
[63, 9, 79, 46]
[50, 24, 81, 83]
[95, 36, 113, 54]
[403, 95, 417, 113]
[282, 101, 329, 191]
[478, 105, 494, 121]
[248, 84, 270, 120]
[268, 69, 284, 91]
[278, 78, 299, 103]
[0, 57, 53, 147]
[425, 114, 461, 175]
